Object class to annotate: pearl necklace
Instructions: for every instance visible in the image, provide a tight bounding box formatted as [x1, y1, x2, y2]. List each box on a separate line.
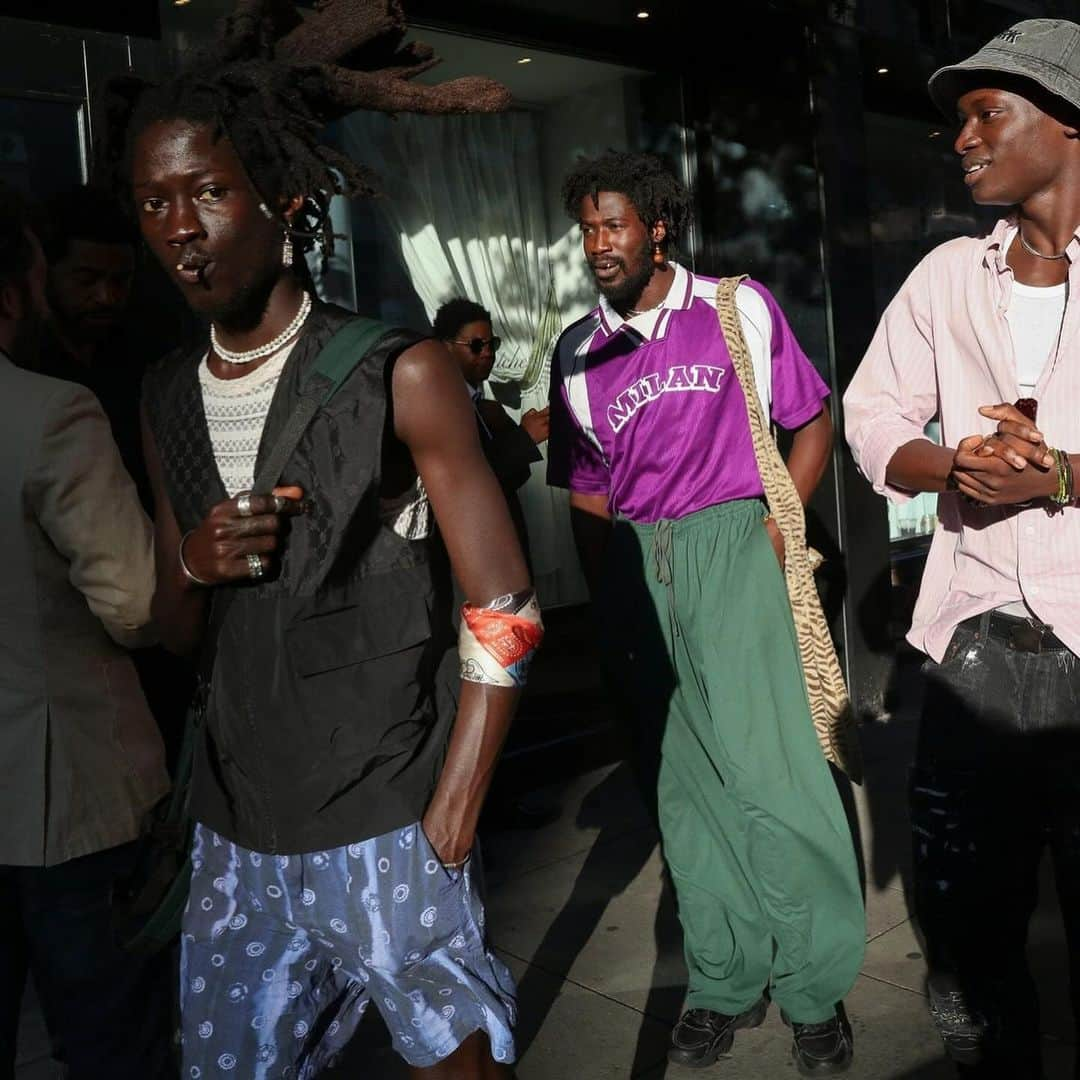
[210, 292, 313, 365]
[1018, 227, 1067, 262]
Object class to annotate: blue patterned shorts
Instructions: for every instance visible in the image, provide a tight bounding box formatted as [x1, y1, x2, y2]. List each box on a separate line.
[180, 822, 517, 1077]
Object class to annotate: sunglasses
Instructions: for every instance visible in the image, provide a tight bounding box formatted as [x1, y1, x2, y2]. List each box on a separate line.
[451, 336, 501, 355]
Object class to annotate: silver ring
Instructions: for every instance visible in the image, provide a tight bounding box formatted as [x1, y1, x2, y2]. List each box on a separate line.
[236, 493, 254, 518]
[272, 494, 287, 513]
[246, 553, 264, 580]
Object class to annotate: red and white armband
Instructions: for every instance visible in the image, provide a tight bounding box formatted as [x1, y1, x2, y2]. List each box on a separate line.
[459, 588, 544, 688]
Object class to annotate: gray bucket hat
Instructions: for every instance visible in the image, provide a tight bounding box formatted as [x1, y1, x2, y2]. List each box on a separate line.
[928, 18, 1080, 118]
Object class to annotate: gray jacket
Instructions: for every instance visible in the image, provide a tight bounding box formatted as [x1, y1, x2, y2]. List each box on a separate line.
[0, 353, 168, 866]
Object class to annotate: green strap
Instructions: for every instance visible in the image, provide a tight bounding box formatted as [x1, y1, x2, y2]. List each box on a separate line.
[252, 317, 388, 494]
[307, 316, 389, 405]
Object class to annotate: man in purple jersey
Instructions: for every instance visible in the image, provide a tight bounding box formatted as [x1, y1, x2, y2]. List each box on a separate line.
[547, 151, 864, 1075]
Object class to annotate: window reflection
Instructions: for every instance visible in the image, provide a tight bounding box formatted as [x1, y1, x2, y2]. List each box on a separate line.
[864, 111, 996, 543]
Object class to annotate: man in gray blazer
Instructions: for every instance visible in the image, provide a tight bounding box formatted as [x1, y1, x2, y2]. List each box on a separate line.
[0, 193, 172, 1077]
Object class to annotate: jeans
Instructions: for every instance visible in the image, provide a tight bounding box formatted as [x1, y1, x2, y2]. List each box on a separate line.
[913, 613, 1080, 1079]
[0, 842, 174, 1079]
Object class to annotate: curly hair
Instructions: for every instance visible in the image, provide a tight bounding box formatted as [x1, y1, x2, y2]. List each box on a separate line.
[561, 150, 693, 249]
[101, 0, 511, 260]
[432, 297, 491, 340]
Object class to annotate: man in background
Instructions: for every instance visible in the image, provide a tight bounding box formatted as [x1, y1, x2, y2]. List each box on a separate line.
[435, 297, 549, 572]
[38, 184, 195, 768]
[37, 185, 147, 502]
[0, 187, 171, 1077]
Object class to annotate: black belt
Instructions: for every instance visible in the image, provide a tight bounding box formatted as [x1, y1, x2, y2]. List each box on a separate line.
[972, 611, 1070, 654]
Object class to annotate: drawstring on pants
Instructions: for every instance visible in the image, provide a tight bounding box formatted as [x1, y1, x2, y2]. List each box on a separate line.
[652, 519, 681, 638]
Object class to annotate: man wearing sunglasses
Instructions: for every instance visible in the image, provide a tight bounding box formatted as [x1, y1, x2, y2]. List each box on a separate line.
[434, 298, 548, 570]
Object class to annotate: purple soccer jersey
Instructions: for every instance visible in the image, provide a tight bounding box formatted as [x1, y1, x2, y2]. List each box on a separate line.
[547, 267, 829, 523]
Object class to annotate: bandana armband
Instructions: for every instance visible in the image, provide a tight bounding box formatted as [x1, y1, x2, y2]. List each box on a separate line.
[459, 589, 544, 688]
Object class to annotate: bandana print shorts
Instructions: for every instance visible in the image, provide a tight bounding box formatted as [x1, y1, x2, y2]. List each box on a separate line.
[179, 822, 517, 1077]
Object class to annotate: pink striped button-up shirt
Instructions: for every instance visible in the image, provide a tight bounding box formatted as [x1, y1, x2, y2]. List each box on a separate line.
[843, 216, 1080, 662]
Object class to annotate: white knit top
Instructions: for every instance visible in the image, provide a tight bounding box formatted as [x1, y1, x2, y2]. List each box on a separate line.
[198, 342, 295, 497]
[198, 341, 431, 539]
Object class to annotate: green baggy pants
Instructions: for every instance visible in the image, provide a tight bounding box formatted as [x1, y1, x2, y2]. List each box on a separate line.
[600, 500, 865, 1023]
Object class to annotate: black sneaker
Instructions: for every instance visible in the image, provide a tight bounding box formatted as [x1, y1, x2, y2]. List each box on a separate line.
[926, 975, 986, 1066]
[667, 997, 769, 1068]
[784, 1003, 853, 1076]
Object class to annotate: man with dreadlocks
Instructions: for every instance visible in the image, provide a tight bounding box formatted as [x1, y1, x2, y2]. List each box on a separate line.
[114, 1, 538, 1075]
[546, 151, 864, 1074]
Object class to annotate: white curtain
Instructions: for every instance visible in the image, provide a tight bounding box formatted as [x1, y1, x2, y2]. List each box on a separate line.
[340, 110, 586, 608]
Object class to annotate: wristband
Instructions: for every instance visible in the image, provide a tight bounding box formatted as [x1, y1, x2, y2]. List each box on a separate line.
[1049, 448, 1073, 508]
[178, 530, 214, 587]
[459, 588, 544, 688]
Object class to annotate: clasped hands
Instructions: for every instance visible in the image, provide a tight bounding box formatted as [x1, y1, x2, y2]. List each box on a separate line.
[949, 403, 1058, 507]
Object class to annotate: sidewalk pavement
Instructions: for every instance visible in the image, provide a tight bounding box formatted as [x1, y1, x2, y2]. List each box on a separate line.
[16, 657, 1077, 1078]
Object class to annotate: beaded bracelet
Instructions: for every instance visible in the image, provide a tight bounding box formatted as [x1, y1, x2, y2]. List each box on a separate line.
[1049, 448, 1075, 508]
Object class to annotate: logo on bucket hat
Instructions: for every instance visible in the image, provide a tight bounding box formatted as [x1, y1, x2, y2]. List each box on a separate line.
[928, 19, 1080, 116]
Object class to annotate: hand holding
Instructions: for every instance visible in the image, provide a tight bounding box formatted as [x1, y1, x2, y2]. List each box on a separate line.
[179, 485, 306, 587]
[521, 407, 550, 444]
[976, 403, 1054, 470]
[951, 433, 1054, 507]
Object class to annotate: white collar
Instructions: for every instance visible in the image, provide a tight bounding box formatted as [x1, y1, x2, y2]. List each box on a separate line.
[597, 262, 693, 335]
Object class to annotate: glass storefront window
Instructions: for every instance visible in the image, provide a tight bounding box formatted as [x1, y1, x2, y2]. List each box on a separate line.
[0, 95, 85, 197]
[340, 34, 676, 612]
[864, 110, 996, 544]
[888, 420, 940, 541]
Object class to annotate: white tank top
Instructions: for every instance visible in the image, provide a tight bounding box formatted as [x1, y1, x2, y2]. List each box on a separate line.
[198, 343, 295, 497]
[197, 339, 431, 539]
[998, 236, 1068, 619]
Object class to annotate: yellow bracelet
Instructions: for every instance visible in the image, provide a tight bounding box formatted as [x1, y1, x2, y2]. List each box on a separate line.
[1050, 448, 1070, 506]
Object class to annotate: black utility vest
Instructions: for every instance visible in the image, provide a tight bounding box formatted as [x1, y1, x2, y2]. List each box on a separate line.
[144, 302, 458, 854]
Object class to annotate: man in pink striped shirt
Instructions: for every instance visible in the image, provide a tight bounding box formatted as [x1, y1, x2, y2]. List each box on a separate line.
[844, 19, 1080, 1079]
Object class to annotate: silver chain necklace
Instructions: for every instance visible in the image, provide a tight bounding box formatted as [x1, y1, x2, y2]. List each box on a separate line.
[210, 292, 313, 365]
[625, 298, 665, 318]
[1018, 227, 1068, 262]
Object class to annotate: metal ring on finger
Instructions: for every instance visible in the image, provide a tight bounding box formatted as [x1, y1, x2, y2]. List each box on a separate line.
[246, 552, 265, 580]
[236, 493, 254, 518]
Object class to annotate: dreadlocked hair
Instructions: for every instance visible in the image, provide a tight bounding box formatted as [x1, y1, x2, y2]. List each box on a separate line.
[101, 0, 512, 262]
[561, 150, 693, 250]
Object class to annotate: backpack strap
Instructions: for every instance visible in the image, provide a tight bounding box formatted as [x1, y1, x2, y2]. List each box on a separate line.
[252, 316, 389, 493]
